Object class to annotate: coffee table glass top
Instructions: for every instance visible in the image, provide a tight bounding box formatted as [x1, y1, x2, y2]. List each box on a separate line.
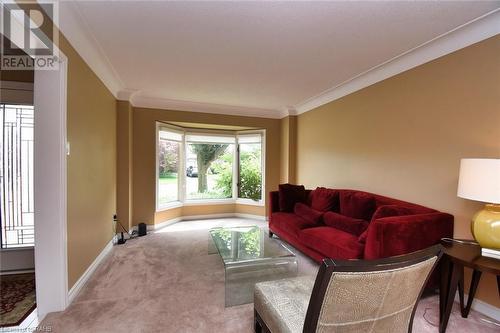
[209, 225, 298, 307]
[209, 225, 295, 265]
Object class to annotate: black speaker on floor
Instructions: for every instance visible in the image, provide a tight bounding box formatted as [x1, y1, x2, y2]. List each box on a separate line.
[138, 223, 147, 237]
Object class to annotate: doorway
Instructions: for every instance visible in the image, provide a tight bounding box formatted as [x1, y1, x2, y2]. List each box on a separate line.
[0, 97, 37, 329]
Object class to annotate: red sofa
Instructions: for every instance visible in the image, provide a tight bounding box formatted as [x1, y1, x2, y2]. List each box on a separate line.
[269, 186, 453, 262]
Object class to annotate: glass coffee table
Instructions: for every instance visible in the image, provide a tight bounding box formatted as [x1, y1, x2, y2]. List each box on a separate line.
[209, 225, 298, 307]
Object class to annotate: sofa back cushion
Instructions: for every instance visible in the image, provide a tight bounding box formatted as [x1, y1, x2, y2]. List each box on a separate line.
[372, 205, 418, 221]
[294, 202, 323, 225]
[309, 187, 339, 212]
[372, 193, 435, 214]
[340, 191, 376, 220]
[279, 183, 307, 212]
[323, 211, 369, 236]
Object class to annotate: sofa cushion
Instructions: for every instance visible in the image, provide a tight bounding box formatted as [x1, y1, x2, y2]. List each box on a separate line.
[372, 205, 417, 221]
[294, 202, 323, 225]
[340, 191, 376, 220]
[309, 187, 339, 212]
[270, 212, 317, 238]
[358, 230, 368, 244]
[279, 184, 307, 212]
[299, 227, 364, 260]
[323, 211, 369, 236]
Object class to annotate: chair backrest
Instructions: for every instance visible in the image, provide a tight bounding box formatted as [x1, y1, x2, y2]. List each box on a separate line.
[303, 245, 443, 333]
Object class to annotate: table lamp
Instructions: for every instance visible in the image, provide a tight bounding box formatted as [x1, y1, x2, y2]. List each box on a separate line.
[457, 158, 500, 250]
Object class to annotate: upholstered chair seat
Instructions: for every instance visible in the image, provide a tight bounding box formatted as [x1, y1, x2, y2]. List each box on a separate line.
[254, 245, 442, 333]
[255, 275, 316, 333]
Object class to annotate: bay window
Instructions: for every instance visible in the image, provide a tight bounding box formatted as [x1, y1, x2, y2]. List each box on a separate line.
[156, 123, 265, 210]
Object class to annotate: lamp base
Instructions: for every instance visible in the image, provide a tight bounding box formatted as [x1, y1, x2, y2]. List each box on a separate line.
[471, 204, 500, 249]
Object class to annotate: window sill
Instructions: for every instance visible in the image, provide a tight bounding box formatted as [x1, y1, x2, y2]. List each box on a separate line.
[236, 198, 265, 206]
[183, 199, 234, 206]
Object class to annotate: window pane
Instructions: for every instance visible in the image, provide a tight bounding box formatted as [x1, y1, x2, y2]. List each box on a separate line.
[1, 104, 35, 248]
[186, 143, 234, 200]
[238, 143, 262, 200]
[158, 139, 180, 206]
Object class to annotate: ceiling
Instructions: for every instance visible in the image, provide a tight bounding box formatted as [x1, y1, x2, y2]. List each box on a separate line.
[59, 1, 500, 118]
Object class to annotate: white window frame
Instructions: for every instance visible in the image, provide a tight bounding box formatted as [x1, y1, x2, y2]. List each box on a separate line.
[155, 123, 266, 211]
[155, 123, 184, 210]
[235, 129, 266, 206]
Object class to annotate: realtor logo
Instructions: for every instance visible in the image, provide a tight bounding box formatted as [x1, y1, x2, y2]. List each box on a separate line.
[1, 0, 59, 70]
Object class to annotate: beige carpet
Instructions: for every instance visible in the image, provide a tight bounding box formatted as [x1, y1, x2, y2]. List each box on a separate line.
[39, 218, 499, 332]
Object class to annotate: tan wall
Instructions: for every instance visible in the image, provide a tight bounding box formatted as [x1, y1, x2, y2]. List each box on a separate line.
[62, 34, 117, 289]
[280, 117, 290, 183]
[288, 116, 297, 183]
[132, 108, 280, 225]
[154, 204, 237, 223]
[117, 101, 133, 231]
[295, 36, 500, 307]
[153, 204, 265, 224]
[183, 204, 236, 217]
[279, 116, 297, 184]
[235, 204, 266, 216]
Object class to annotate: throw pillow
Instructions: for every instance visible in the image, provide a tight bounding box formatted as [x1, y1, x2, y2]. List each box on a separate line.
[279, 183, 307, 212]
[294, 202, 323, 225]
[309, 187, 339, 212]
[323, 211, 369, 236]
[340, 191, 376, 220]
[371, 205, 416, 221]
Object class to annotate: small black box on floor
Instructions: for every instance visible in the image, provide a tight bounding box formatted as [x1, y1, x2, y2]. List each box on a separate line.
[138, 223, 147, 236]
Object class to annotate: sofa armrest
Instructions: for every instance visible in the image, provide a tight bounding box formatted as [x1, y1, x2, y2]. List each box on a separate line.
[364, 212, 454, 260]
[269, 191, 280, 215]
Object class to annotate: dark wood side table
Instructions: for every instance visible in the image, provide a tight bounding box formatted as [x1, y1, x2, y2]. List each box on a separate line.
[439, 238, 500, 333]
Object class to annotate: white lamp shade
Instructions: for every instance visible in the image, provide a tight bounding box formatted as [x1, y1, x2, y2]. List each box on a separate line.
[457, 158, 500, 204]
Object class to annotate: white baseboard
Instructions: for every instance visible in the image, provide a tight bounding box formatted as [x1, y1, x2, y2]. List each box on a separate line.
[181, 213, 235, 221]
[67, 238, 113, 304]
[454, 293, 500, 322]
[152, 217, 182, 231]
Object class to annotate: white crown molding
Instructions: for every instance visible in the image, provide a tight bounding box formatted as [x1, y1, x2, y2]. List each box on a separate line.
[131, 94, 288, 119]
[57, 2, 124, 98]
[117, 89, 140, 102]
[293, 9, 500, 114]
